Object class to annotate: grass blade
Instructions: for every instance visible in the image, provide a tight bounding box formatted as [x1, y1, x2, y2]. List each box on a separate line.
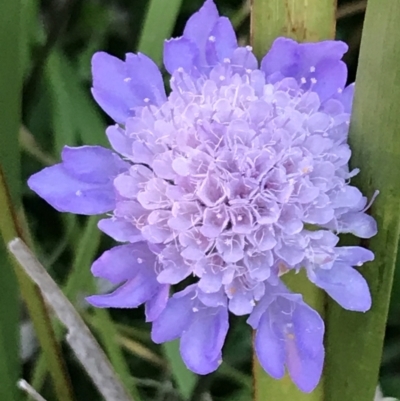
[137, 0, 184, 65]
[324, 1, 400, 399]
[0, 0, 29, 399]
[163, 341, 197, 400]
[250, 1, 336, 400]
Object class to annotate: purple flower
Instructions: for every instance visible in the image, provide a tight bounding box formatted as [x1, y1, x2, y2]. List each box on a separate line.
[247, 282, 325, 393]
[28, 0, 377, 392]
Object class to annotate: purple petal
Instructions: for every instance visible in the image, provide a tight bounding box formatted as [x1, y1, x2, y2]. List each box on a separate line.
[206, 17, 237, 65]
[86, 273, 159, 308]
[261, 38, 299, 78]
[157, 264, 192, 284]
[335, 83, 354, 113]
[198, 271, 223, 293]
[228, 289, 254, 316]
[335, 246, 374, 266]
[183, 0, 219, 67]
[61, 146, 128, 184]
[125, 53, 166, 106]
[98, 218, 142, 243]
[229, 205, 254, 234]
[28, 164, 115, 215]
[312, 60, 347, 102]
[90, 243, 155, 284]
[197, 174, 226, 207]
[145, 284, 170, 322]
[157, 246, 192, 284]
[216, 233, 244, 263]
[164, 37, 198, 74]
[261, 37, 347, 84]
[91, 52, 135, 123]
[180, 306, 228, 375]
[106, 125, 132, 155]
[312, 263, 371, 311]
[92, 51, 165, 123]
[338, 212, 378, 238]
[286, 341, 324, 393]
[292, 302, 325, 358]
[151, 289, 194, 343]
[200, 205, 229, 238]
[198, 288, 227, 307]
[254, 311, 286, 379]
[247, 226, 277, 252]
[231, 47, 258, 71]
[286, 300, 325, 392]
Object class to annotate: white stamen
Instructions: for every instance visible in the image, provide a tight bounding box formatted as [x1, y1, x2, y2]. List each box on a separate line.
[75, 190, 82, 197]
[144, 98, 150, 103]
[310, 77, 317, 84]
[124, 77, 131, 82]
[310, 66, 316, 72]
[137, 258, 143, 264]
[208, 35, 216, 42]
[246, 45, 253, 51]
[300, 77, 307, 84]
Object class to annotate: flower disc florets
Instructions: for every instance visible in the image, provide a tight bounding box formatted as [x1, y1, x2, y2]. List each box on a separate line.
[105, 44, 375, 316]
[27, 0, 378, 392]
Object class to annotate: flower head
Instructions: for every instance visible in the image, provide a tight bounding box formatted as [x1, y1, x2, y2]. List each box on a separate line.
[28, 0, 377, 392]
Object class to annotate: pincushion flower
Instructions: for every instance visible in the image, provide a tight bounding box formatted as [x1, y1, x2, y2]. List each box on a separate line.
[28, 0, 377, 393]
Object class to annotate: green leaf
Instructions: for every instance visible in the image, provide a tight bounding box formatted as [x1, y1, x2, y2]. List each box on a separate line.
[137, 0, 184, 65]
[163, 340, 197, 400]
[250, 1, 336, 400]
[45, 51, 79, 152]
[0, 0, 24, 399]
[0, 243, 20, 401]
[324, 1, 400, 399]
[57, 53, 108, 147]
[45, 49, 108, 154]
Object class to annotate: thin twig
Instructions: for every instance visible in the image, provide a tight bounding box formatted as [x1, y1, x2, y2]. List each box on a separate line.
[9, 238, 134, 401]
[17, 379, 48, 401]
[19, 126, 56, 166]
[337, 0, 367, 19]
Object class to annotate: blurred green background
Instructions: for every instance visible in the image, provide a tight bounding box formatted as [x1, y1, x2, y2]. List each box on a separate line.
[1, 0, 399, 400]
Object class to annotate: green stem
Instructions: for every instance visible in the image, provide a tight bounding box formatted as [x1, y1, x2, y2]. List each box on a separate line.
[325, 1, 400, 399]
[250, 0, 336, 59]
[250, 1, 336, 400]
[0, 168, 75, 401]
